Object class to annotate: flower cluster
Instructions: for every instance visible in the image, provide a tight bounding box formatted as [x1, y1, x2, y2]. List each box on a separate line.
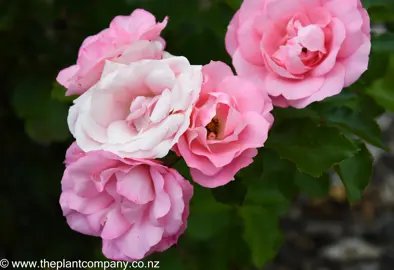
[58, 1, 370, 261]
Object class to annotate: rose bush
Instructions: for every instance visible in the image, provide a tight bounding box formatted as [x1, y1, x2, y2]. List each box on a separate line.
[225, 0, 371, 108]
[43, 2, 383, 268]
[57, 9, 168, 96]
[67, 55, 202, 159]
[60, 143, 193, 261]
[173, 61, 273, 188]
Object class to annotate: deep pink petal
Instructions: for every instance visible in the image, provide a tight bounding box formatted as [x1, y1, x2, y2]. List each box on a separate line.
[191, 148, 257, 188]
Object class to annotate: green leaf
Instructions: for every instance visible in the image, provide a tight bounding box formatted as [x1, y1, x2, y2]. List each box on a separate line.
[273, 107, 320, 124]
[51, 82, 76, 103]
[238, 206, 283, 268]
[180, 215, 251, 270]
[319, 106, 385, 149]
[363, 0, 394, 9]
[372, 33, 394, 53]
[11, 78, 71, 144]
[212, 179, 247, 206]
[266, 118, 359, 177]
[361, 51, 391, 84]
[295, 172, 331, 199]
[147, 247, 185, 270]
[335, 142, 373, 202]
[186, 186, 232, 241]
[319, 90, 385, 117]
[225, 0, 242, 10]
[243, 149, 296, 214]
[367, 78, 394, 112]
[369, 6, 394, 22]
[24, 101, 70, 144]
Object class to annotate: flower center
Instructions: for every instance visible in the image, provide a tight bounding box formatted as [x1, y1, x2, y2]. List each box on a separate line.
[206, 117, 220, 140]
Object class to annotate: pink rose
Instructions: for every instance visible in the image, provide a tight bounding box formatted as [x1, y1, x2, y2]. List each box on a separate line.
[57, 9, 168, 96]
[173, 61, 273, 188]
[226, 0, 371, 108]
[60, 143, 193, 261]
[68, 55, 202, 159]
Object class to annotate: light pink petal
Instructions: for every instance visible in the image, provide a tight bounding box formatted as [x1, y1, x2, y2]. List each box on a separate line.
[90, 88, 130, 128]
[64, 142, 85, 165]
[150, 168, 171, 220]
[232, 50, 267, 80]
[202, 61, 234, 94]
[271, 95, 291, 108]
[360, 7, 371, 37]
[237, 18, 264, 65]
[324, 0, 358, 18]
[110, 9, 157, 39]
[297, 25, 326, 52]
[282, 45, 310, 75]
[238, 0, 265, 22]
[177, 135, 221, 175]
[116, 40, 164, 64]
[341, 34, 371, 87]
[144, 65, 176, 95]
[265, 0, 305, 21]
[161, 175, 184, 235]
[299, 0, 322, 8]
[101, 208, 130, 240]
[289, 63, 346, 108]
[65, 212, 100, 236]
[306, 7, 332, 27]
[311, 18, 346, 76]
[107, 120, 137, 145]
[150, 89, 172, 123]
[116, 165, 155, 205]
[57, 65, 79, 90]
[217, 76, 266, 113]
[238, 112, 271, 149]
[102, 240, 129, 261]
[264, 53, 301, 79]
[225, 11, 240, 56]
[86, 207, 110, 232]
[140, 16, 168, 40]
[117, 222, 164, 260]
[265, 74, 324, 99]
[120, 200, 147, 224]
[60, 191, 113, 215]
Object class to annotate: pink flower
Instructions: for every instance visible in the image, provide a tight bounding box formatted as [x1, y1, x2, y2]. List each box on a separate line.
[173, 61, 273, 188]
[60, 143, 193, 261]
[57, 9, 168, 96]
[67, 55, 202, 159]
[225, 0, 371, 108]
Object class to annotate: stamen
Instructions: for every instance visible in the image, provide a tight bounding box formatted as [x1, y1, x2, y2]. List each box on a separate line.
[206, 117, 220, 140]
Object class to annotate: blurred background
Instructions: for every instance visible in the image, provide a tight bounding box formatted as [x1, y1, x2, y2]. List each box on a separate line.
[1, 0, 394, 269]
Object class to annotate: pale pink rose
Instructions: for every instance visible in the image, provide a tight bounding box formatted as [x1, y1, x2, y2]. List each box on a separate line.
[173, 61, 273, 188]
[57, 9, 168, 96]
[225, 0, 371, 108]
[60, 143, 193, 261]
[68, 55, 202, 159]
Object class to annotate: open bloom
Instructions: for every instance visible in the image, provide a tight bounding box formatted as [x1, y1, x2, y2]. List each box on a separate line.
[60, 143, 193, 261]
[68, 55, 202, 159]
[226, 0, 371, 108]
[57, 9, 168, 96]
[173, 61, 273, 188]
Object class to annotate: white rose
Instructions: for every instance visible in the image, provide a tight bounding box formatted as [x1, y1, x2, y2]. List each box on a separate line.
[67, 55, 202, 158]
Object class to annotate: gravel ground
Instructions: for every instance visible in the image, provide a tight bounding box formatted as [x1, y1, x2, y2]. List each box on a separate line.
[264, 113, 394, 270]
